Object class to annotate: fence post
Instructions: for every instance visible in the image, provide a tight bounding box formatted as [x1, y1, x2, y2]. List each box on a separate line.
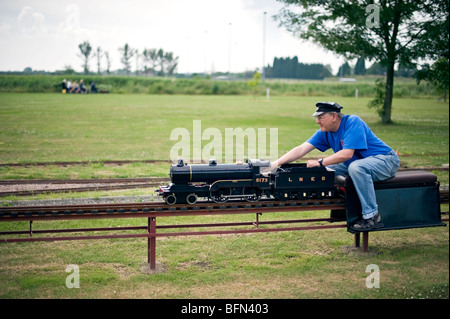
[148, 217, 156, 269]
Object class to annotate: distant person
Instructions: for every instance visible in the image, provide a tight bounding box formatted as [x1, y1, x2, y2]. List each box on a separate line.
[79, 79, 88, 94]
[61, 79, 67, 93]
[67, 80, 72, 91]
[90, 81, 98, 93]
[70, 81, 80, 93]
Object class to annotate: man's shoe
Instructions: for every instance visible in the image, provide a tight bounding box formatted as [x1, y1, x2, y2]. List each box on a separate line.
[351, 213, 383, 231]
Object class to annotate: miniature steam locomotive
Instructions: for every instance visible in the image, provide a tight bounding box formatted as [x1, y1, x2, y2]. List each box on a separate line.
[156, 159, 336, 205]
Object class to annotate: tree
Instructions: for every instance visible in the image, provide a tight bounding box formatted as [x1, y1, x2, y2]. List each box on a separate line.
[275, 0, 448, 124]
[63, 65, 75, 75]
[78, 41, 93, 74]
[247, 71, 262, 97]
[119, 43, 134, 75]
[95, 47, 103, 74]
[104, 51, 111, 74]
[135, 50, 141, 75]
[142, 48, 179, 76]
[354, 57, 367, 75]
[156, 49, 165, 75]
[265, 57, 332, 79]
[367, 62, 386, 75]
[164, 51, 179, 76]
[416, 58, 449, 101]
[142, 48, 158, 75]
[337, 62, 352, 77]
[415, 0, 449, 101]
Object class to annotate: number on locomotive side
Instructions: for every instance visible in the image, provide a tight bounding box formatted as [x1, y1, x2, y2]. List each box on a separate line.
[256, 178, 268, 183]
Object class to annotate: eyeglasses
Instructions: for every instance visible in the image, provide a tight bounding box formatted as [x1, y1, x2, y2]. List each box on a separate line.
[314, 113, 332, 121]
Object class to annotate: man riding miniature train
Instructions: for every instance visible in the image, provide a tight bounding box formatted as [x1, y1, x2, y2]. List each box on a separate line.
[269, 102, 400, 231]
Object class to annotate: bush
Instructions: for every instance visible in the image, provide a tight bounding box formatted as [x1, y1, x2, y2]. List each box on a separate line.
[0, 74, 441, 98]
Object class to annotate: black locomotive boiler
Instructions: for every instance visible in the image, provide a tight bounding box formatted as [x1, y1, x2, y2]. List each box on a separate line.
[156, 159, 336, 205]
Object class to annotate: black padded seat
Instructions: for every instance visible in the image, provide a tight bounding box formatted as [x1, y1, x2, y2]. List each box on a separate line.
[335, 170, 437, 189]
[335, 170, 443, 233]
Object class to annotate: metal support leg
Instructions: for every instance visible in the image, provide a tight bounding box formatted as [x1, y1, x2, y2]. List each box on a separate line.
[362, 232, 369, 252]
[29, 220, 33, 238]
[354, 232, 369, 251]
[253, 213, 261, 229]
[354, 232, 360, 248]
[148, 217, 156, 270]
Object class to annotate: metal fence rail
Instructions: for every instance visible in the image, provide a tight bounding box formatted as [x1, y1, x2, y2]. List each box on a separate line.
[1, 193, 448, 270]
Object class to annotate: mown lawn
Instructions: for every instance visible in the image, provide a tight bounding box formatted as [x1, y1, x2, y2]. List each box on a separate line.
[0, 93, 448, 300]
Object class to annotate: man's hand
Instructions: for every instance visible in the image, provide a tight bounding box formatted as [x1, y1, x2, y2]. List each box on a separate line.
[270, 160, 279, 171]
[260, 160, 279, 176]
[307, 159, 320, 168]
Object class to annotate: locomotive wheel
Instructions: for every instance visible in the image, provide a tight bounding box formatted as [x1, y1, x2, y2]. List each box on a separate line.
[186, 193, 198, 205]
[242, 187, 261, 202]
[164, 194, 177, 205]
[210, 188, 230, 203]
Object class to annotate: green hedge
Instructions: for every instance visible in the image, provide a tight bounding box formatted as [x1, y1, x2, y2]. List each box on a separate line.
[0, 74, 440, 98]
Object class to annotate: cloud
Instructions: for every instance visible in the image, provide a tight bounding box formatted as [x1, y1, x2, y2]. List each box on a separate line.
[0, 1, 343, 73]
[17, 6, 46, 31]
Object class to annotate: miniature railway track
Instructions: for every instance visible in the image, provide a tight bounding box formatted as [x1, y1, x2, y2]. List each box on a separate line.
[0, 177, 169, 185]
[1, 164, 447, 197]
[1, 189, 447, 222]
[0, 177, 169, 197]
[1, 190, 447, 269]
[0, 160, 171, 167]
[0, 197, 347, 221]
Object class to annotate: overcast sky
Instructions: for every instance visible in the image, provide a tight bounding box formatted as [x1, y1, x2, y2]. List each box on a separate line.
[0, 0, 345, 74]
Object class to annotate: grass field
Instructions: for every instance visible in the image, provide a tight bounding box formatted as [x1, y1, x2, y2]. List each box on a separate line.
[0, 92, 448, 300]
[0, 93, 448, 183]
[0, 93, 448, 164]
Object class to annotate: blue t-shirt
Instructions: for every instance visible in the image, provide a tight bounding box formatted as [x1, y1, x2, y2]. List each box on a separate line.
[307, 115, 393, 167]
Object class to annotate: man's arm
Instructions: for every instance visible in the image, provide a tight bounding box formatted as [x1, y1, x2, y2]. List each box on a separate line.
[271, 142, 316, 169]
[306, 148, 354, 167]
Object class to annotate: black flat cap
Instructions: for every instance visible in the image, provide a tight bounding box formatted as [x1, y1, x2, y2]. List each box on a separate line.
[312, 102, 343, 117]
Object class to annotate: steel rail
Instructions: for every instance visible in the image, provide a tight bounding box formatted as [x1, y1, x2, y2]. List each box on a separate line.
[0, 198, 346, 221]
[0, 183, 163, 197]
[0, 177, 170, 197]
[0, 177, 169, 185]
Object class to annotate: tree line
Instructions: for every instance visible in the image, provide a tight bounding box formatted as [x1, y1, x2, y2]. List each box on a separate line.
[77, 40, 179, 76]
[337, 58, 417, 78]
[265, 56, 332, 80]
[264, 55, 417, 80]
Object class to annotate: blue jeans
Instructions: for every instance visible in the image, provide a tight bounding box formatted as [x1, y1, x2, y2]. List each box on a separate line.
[328, 150, 400, 219]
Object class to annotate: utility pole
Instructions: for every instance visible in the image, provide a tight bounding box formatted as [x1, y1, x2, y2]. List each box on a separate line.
[228, 22, 232, 79]
[204, 30, 208, 76]
[262, 11, 267, 82]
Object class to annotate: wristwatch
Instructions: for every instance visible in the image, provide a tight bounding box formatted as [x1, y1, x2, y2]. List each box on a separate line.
[318, 158, 324, 166]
